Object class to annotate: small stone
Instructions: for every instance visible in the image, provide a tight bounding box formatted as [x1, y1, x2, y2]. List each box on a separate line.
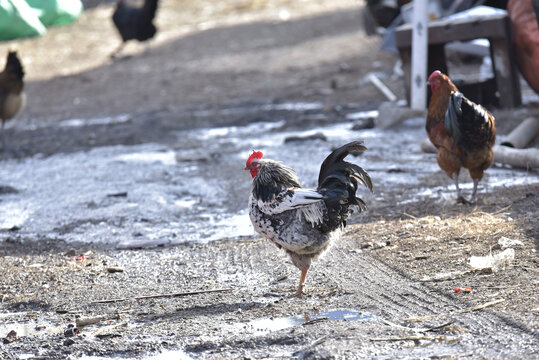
[64, 249, 77, 257]
[284, 132, 327, 143]
[3, 330, 17, 344]
[373, 241, 390, 249]
[351, 118, 375, 130]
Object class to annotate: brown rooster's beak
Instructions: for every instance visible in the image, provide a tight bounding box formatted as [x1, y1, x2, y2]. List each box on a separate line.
[244, 167, 250, 171]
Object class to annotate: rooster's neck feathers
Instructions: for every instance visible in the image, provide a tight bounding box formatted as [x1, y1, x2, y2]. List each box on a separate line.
[427, 76, 457, 133]
[252, 160, 301, 202]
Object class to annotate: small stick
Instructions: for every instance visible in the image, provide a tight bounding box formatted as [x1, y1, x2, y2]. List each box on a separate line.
[367, 73, 398, 102]
[402, 299, 505, 322]
[493, 204, 512, 214]
[303, 317, 329, 326]
[423, 320, 454, 332]
[370, 335, 458, 342]
[91, 288, 233, 304]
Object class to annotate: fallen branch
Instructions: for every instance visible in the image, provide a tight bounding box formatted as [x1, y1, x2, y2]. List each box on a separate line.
[91, 288, 233, 304]
[402, 298, 505, 322]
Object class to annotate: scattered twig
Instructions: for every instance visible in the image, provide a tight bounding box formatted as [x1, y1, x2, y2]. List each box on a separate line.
[91, 288, 233, 304]
[493, 204, 512, 215]
[370, 334, 458, 342]
[402, 299, 505, 322]
[303, 317, 329, 326]
[402, 212, 417, 219]
[380, 319, 429, 333]
[366, 73, 398, 102]
[423, 320, 454, 332]
[420, 270, 472, 282]
[76, 316, 104, 327]
[107, 266, 125, 273]
[93, 321, 129, 337]
[310, 335, 328, 346]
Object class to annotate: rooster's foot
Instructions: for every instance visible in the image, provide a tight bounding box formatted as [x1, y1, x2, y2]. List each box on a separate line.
[456, 196, 471, 205]
[288, 286, 304, 298]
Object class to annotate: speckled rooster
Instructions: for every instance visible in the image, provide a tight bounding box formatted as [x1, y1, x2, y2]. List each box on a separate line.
[245, 141, 372, 296]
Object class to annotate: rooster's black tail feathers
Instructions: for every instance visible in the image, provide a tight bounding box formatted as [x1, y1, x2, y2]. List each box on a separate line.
[317, 141, 372, 231]
[5, 51, 24, 80]
[445, 91, 495, 150]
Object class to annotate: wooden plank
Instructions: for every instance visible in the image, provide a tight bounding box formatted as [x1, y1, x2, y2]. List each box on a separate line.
[395, 14, 509, 48]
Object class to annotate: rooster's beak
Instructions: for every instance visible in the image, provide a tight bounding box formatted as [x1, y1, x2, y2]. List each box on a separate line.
[243, 167, 249, 171]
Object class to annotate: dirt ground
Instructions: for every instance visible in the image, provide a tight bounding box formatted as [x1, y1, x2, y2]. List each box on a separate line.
[0, 0, 538, 359]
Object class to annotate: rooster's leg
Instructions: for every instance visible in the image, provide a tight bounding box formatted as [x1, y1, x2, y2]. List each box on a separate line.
[453, 174, 469, 204]
[110, 42, 125, 60]
[290, 265, 309, 297]
[469, 178, 480, 204]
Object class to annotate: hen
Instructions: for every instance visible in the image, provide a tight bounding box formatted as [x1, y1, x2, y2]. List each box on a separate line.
[427, 70, 496, 204]
[245, 141, 372, 296]
[111, 0, 159, 58]
[0, 51, 25, 149]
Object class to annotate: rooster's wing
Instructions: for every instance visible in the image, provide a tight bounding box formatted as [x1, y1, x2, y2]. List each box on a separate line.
[256, 188, 325, 227]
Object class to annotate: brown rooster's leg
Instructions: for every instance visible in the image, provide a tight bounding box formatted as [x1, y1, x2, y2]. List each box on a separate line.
[452, 174, 467, 204]
[469, 178, 480, 204]
[290, 265, 310, 297]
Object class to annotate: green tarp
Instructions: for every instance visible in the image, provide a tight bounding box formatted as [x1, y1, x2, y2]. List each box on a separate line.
[0, 0, 82, 41]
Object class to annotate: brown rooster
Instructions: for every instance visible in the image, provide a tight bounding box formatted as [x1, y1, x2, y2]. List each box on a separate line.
[427, 70, 496, 204]
[0, 51, 25, 149]
[245, 141, 372, 296]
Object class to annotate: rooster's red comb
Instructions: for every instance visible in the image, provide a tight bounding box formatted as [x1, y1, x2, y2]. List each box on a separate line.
[246, 151, 263, 166]
[428, 70, 443, 82]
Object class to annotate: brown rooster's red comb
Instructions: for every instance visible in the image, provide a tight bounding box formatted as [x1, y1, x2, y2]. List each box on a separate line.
[428, 70, 443, 82]
[246, 151, 263, 167]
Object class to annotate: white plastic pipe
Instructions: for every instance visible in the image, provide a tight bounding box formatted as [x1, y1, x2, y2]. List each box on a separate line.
[411, 0, 429, 110]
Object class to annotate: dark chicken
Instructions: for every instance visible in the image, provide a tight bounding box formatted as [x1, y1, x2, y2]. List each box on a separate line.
[112, 0, 159, 57]
[427, 70, 496, 204]
[245, 141, 372, 296]
[0, 51, 25, 149]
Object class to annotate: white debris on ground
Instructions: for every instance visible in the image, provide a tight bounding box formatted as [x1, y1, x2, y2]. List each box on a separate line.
[469, 248, 516, 272]
[497, 237, 524, 249]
